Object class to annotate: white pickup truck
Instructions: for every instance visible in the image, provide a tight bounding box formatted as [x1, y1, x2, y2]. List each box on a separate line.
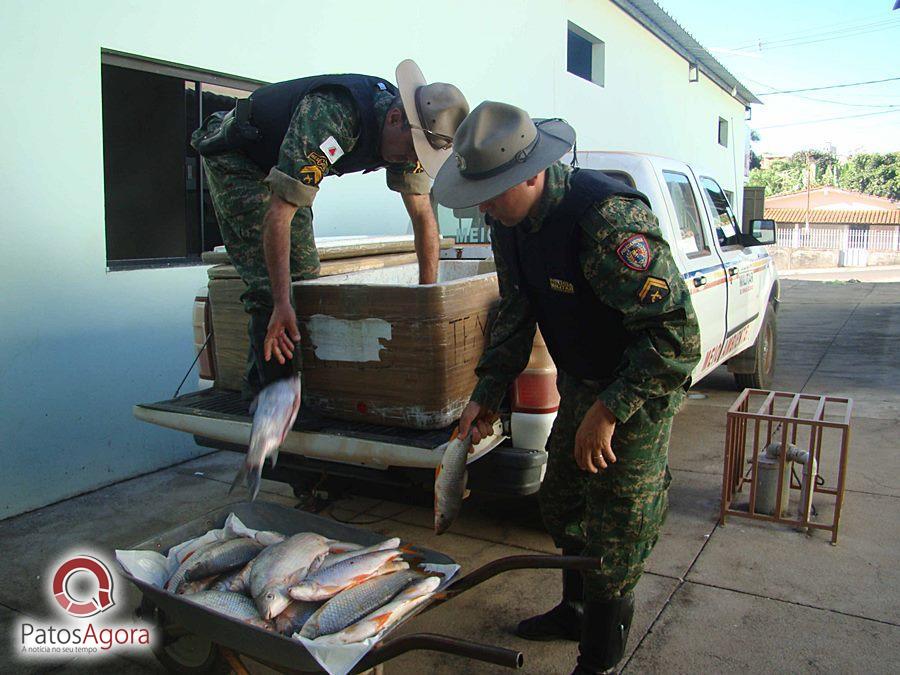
[134, 152, 778, 498]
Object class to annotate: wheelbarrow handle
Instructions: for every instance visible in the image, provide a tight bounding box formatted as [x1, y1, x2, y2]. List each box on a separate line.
[353, 632, 523, 671]
[428, 554, 601, 607]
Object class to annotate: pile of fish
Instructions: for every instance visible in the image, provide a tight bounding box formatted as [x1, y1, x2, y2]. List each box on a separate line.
[164, 531, 440, 643]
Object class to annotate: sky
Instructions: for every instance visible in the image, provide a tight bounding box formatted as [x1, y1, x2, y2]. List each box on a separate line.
[656, 0, 900, 158]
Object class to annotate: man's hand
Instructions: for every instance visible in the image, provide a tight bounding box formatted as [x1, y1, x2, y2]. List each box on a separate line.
[264, 303, 301, 365]
[574, 401, 618, 473]
[457, 401, 498, 449]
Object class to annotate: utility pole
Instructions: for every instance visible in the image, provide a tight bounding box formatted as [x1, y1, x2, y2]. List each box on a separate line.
[805, 151, 811, 232]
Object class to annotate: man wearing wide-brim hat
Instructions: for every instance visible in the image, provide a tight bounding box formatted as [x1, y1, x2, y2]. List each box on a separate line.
[435, 101, 701, 674]
[192, 60, 468, 399]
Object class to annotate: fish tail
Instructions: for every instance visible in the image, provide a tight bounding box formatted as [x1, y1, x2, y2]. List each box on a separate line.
[270, 447, 280, 469]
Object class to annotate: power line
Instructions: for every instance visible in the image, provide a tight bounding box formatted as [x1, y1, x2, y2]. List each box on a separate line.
[729, 13, 895, 50]
[756, 109, 900, 129]
[730, 17, 900, 51]
[757, 76, 900, 96]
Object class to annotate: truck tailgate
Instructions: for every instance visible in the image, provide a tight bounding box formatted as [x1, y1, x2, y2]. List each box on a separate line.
[134, 389, 504, 469]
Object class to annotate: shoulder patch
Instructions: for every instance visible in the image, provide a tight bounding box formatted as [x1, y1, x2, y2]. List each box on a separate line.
[319, 136, 345, 164]
[617, 234, 652, 271]
[638, 276, 670, 304]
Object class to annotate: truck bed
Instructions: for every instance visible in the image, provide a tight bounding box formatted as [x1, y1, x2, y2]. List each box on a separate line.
[137, 388, 457, 449]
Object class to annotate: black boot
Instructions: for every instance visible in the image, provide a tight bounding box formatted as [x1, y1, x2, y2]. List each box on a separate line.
[516, 559, 583, 641]
[571, 593, 635, 675]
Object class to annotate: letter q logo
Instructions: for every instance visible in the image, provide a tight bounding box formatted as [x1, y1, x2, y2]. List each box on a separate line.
[52, 555, 115, 618]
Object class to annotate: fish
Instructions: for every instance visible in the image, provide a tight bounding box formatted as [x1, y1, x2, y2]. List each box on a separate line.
[249, 532, 331, 620]
[212, 559, 254, 594]
[253, 530, 287, 546]
[177, 575, 220, 595]
[299, 569, 421, 640]
[434, 431, 473, 534]
[182, 537, 264, 582]
[166, 540, 221, 593]
[185, 590, 273, 631]
[230, 375, 303, 501]
[274, 600, 323, 636]
[318, 576, 441, 644]
[316, 537, 401, 572]
[289, 550, 407, 601]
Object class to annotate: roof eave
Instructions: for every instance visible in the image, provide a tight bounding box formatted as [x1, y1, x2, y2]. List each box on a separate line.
[610, 0, 761, 107]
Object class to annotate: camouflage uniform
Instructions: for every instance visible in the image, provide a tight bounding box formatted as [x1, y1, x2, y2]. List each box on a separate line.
[471, 161, 701, 601]
[193, 87, 430, 395]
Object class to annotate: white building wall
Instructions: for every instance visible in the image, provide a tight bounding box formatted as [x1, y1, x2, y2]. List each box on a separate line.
[0, 0, 749, 518]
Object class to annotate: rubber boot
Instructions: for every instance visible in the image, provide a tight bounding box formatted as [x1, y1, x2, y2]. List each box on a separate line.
[242, 309, 294, 401]
[571, 593, 635, 675]
[516, 557, 583, 641]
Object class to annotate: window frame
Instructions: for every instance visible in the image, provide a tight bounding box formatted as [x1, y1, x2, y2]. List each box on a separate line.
[699, 175, 742, 249]
[566, 21, 605, 87]
[662, 170, 711, 260]
[101, 50, 265, 271]
[717, 116, 729, 147]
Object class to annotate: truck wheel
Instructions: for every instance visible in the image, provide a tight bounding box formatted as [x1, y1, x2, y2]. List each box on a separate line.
[734, 303, 777, 390]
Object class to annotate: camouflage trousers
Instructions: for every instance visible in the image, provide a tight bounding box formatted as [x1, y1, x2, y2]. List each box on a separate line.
[540, 371, 673, 601]
[194, 114, 321, 395]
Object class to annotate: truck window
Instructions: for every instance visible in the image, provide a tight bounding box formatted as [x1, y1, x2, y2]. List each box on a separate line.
[699, 177, 739, 246]
[663, 171, 709, 257]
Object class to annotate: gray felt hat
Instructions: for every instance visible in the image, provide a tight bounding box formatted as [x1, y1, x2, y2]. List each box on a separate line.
[432, 101, 575, 208]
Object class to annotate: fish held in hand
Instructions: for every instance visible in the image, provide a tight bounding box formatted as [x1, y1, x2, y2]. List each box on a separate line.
[300, 569, 420, 640]
[230, 375, 302, 501]
[434, 431, 473, 534]
[250, 532, 331, 620]
[289, 550, 405, 601]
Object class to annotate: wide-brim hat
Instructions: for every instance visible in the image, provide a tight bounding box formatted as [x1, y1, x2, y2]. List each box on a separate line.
[432, 101, 575, 209]
[396, 59, 469, 178]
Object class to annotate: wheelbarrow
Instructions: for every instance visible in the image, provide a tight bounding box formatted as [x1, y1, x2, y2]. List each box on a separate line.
[121, 501, 599, 673]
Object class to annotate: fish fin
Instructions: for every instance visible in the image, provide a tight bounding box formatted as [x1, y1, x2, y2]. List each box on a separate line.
[371, 612, 393, 630]
[270, 447, 280, 469]
[449, 427, 459, 442]
[249, 394, 259, 415]
[248, 464, 263, 501]
[229, 464, 247, 495]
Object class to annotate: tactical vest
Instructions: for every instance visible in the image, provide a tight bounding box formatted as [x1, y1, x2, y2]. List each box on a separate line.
[243, 74, 398, 174]
[490, 168, 651, 381]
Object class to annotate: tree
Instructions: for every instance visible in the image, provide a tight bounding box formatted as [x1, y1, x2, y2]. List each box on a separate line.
[749, 130, 762, 170]
[839, 153, 900, 201]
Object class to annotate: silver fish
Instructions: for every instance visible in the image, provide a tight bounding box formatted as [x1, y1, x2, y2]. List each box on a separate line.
[289, 551, 406, 601]
[177, 574, 220, 595]
[212, 559, 254, 594]
[183, 537, 264, 581]
[274, 600, 322, 636]
[249, 532, 331, 620]
[316, 537, 401, 572]
[320, 576, 440, 644]
[166, 540, 220, 592]
[299, 570, 420, 640]
[186, 590, 273, 630]
[230, 376, 302, 501]
[434, 433, 473, 534]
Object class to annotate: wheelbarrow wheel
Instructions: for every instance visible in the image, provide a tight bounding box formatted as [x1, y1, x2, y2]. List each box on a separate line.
[140, 597, 230, 674]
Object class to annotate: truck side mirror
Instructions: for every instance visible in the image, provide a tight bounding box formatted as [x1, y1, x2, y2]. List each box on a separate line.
[747, 219, 776, 246]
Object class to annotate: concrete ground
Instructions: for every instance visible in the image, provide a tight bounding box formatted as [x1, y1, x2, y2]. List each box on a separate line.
[779, 264, 900, 283]
[1, 279, 898, 674]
